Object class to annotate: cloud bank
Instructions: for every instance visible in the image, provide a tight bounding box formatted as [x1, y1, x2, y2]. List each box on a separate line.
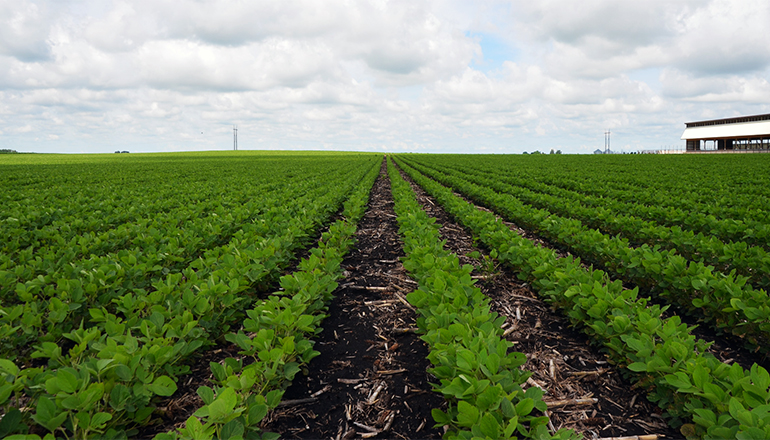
[1, 0, 769, 154]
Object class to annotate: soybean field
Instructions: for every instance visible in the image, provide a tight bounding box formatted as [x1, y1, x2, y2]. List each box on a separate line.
[2, 151, 770, 440]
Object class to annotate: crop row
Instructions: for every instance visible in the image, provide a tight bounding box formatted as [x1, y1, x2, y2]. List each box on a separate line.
[0, 166, 365, 360]
[387, 158, 578, 440]
[0, 158, 264, 250]
[0, 157, 363, 280]
[491, 154, 770, 215]
[399, 156, 770, 356]
[0, 157, 380, 438]
[528, 167, 769, 225]
[394, 156, 770, 439]
[156, 159, 380, 440]
[417, 160, 770, 292]
[0, 175, 326, 297]
[0, 156, 363, 259]
[420, 156, 770, 253]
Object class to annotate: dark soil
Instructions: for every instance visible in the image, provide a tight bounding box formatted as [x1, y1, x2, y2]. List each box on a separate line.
[263, 160, 445, 439]
[396, 165, 684, 440]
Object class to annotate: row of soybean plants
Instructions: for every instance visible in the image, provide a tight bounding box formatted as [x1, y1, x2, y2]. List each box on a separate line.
[524, 159, 770, 225]
[399, 155, 770, 356]
[410, 154, 770, 251]
[0, 154, 337, 263]
[0, 154, 380, 439]
[0, 156, 252, 255]
[155, 158, 381, 440]
[387, 158, 578, 440]
[512, 154, 770, 216]
[449, 163, 770, 290]
[0, 156, 370, 357]
[394, 155, 770, 440]
[476, 156, 770, 252]
[0, 155, 339, 281]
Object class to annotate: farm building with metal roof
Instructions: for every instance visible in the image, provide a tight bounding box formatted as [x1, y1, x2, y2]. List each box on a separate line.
[681, 113, 770, 152]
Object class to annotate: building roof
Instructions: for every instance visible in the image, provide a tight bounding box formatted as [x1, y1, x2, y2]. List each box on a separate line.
[681, 113, 770, 140]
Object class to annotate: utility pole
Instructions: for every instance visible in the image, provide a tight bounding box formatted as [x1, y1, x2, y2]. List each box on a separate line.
[604, 129, 611, 154]
[233, 125, 238, 151]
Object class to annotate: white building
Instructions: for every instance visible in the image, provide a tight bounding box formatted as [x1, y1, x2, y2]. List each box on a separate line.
[681, 114, 770, 152]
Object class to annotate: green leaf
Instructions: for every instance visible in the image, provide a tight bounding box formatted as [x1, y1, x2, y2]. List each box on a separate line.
[60, 395, 81, 410]
[729, 397, 753, 427]
[208, 387, 237, 422]
[432, 408, 452, 425]
[221, 420, 245, 440]
[475, 386, 502, 412]
[0, 408, 23, 438]
[0, 384, 13, 405]
[665, 372, 692, 390]
[80, 383, 105, 407]
[31, 397, 68, 432]
[260, 432, 280, 440]
[46, 369, 78, 394]
[90, 412, 112, 429]
[96, 359, 115, 373]
[478, 413, 500, 439]
[210, 362, 227, 382]
[109, 384, 131, 410]
[148, 375, 177, 397]
[0, 359, 19, 376]
[751, 365, 770, 389]
[515, 398, 536, 416]
[627, 362, 648, 372]
[115, 365, 132, 381]
[500, 397, 515, 419]
[184, 415, 207, 439]
[248, 403, 268, 425]
[692, 365, 708, 389]
[266, 389, 283, 407]
[457, 400, 480, 427]
[283, 362, 301, 381]
[456, 349, 476, 372]
[197, 386, 215, 404]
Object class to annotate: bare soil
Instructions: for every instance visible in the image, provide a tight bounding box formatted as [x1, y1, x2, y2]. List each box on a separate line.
[397, 166, 682, 439]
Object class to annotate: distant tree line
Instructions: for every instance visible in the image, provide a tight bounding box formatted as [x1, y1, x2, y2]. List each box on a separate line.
[0, 149, 18, 154]
[522, 149, 562, 155]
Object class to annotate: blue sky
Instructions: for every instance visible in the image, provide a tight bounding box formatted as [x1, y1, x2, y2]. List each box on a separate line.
[1, 0, 769, 154]
[470, 32, 520, 73]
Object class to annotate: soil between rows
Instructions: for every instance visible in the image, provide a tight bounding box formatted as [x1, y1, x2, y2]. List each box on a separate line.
[142, 159, 725, 439]
[394, 165, 683, 440]
[264, 160, 445, 439]
[270, 160, 684, 439]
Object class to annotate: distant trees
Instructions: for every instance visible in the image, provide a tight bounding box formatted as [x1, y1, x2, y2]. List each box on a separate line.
[0, 149, 18, 154]
[524, 149, 562, 155]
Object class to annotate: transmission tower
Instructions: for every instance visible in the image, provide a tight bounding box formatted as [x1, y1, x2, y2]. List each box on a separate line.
[233, 125, 238, 151]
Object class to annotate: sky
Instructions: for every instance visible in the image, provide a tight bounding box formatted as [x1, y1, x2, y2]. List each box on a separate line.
[1, 0, 769, 154]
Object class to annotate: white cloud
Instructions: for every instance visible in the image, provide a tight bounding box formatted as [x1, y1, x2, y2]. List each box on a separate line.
[0, 0, 54, 62]
[671, 0, 770, 75]
[661, 68, 770, 103]
[0, 0, 768, 154]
